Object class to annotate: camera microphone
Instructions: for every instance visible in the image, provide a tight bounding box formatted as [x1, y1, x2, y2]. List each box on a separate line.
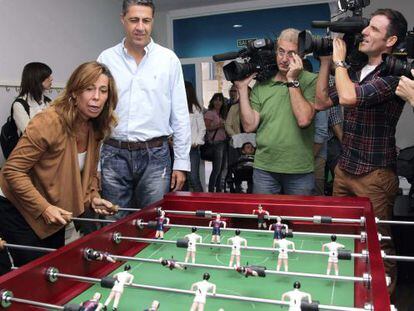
[212, 51, 241, 62]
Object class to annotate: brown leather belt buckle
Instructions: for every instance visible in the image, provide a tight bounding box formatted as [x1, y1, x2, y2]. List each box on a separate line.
[105, 137, 165, 150]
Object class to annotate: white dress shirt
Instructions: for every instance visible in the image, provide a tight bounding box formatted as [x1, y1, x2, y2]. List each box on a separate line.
[97, 38, 191, 171]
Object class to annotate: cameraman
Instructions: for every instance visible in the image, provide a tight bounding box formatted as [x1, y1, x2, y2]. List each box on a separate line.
[315, 9, 407, 295]
[396, 69, 414, 106]
[235, 28, 317, 195]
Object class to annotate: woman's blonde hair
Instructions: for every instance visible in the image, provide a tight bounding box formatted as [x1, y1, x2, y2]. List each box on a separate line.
[52, 61, 118, 140]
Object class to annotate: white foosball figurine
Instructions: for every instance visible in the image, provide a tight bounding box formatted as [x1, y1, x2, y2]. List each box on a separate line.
[281, 281, 312, 311]
[103, 264, 134, 311]
[185, 227, 203, 264]
[190, 273, 216, 311]
[273, 233, 295, 272]
[227, 229, 247, 267]
[322, 234, 345, 276]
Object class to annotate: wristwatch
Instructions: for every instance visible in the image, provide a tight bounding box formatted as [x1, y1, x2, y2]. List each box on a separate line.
[333, 60, 348, 69]
[286, 80, 300, 88]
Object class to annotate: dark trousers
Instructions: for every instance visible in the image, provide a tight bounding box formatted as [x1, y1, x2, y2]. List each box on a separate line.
[0, 196, 64, 275]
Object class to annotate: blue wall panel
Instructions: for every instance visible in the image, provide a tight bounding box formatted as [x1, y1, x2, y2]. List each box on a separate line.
[173, 4, 331, 59]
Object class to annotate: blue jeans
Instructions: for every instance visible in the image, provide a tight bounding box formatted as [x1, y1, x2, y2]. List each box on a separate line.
[188, 146, 204, 192]
[208, 141, 227, 192]
[253, 168, 314, 195]
[101, 141, 171, 219]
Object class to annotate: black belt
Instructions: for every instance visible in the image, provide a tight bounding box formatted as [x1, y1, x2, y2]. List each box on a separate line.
[104, 136, 167, 150]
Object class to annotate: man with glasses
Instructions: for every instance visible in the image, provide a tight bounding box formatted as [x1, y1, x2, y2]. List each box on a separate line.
[235, 28, 317, 195]
[97, 0, 190, 217]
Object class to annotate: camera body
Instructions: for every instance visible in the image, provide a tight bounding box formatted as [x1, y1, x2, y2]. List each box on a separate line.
[298, 0, 370, 68]
[212, 38, 277, 82]
[381, 29, 414, 78]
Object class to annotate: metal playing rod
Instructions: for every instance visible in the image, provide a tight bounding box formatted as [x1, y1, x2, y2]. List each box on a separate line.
[114, 234, 366, 259]
[382, 254, 414, 262]
[163, 209, 363, 225]
[376, 218, 414, 226]
[138, 221, 378, 241]
[3, 243, 55, 253]
[47, 269, 367, 311]
[72, 217, 115, 224]
[99, 251, 368, 283]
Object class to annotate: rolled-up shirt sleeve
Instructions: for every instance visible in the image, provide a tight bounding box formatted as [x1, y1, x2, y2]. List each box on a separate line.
[354, 76, 400, 108]
[170, 57, 191, 171]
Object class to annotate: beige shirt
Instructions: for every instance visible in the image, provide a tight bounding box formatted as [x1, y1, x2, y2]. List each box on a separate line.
[0, 107, 101, 239]
[225, 103, 241, 137]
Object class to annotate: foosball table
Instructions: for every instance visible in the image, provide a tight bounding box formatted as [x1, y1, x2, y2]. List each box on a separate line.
[0, 192, 393, 310]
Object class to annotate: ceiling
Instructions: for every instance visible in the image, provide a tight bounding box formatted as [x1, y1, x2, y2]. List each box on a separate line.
[153, 0, 254, 12]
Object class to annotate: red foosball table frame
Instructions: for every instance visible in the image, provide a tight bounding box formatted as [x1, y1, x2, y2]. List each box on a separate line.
[0, 192, 390, 310]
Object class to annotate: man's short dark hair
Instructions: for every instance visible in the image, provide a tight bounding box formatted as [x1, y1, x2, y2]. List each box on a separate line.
[122, 0, 155, 16]
[372, 9, 407, 49]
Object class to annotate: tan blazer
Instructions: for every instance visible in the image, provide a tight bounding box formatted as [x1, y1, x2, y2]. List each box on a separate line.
[0, 107, 101, 239]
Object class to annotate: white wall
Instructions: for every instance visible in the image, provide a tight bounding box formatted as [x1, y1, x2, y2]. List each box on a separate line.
[0, 0, 124, 163]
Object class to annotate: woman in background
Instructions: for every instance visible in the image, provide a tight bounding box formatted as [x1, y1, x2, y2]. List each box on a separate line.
[14, 62, 53, 133]
[186, 81, 206, 192]
[204, 93, 228, 192]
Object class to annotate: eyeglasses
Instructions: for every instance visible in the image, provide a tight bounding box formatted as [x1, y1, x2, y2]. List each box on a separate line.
[276, 48, 296, 58]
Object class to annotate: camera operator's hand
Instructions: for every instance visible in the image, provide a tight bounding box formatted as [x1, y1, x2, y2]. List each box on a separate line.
[332, 38, 347, 62]
[234, 73, 257, 90]
[286, 54, 303, 81]
[396, 70, 414, 105]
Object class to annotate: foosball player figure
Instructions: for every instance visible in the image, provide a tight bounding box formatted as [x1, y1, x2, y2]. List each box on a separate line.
[281, 281, 312, 311]
[143, 300, 160, 311]
[227, 229, 247, 268]
[103, 264, 134, 311]
[79, 292, 104, 311]
[160, 256, 187, 270]
[190, 272, 216, 311]
[184, 227, 203, 264]
[85, 249, 116, 263]
[235, 265, 266, 278]
[209, 213, 227, 244]
[273, 232, 295, 272]
[155, 210, 169, 239]
[269, 216, 289, 240]
[252, 204, 270, 229]
[322, 234, 345, 276]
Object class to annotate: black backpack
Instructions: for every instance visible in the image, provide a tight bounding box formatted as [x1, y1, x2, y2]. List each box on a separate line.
[397, 146, 414, 184]
[397, 146, 414, 210]
[0, 98, 30, 159]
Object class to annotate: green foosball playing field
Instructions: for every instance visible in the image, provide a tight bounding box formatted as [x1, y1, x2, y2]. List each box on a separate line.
[70, 227, 355, 310]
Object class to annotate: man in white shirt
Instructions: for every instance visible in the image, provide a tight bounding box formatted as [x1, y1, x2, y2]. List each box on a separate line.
[190, 272, 216, 311]
[97, 0, 190, 217]
[184, 227, 203, 264]
[227, 229, 247, 267]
